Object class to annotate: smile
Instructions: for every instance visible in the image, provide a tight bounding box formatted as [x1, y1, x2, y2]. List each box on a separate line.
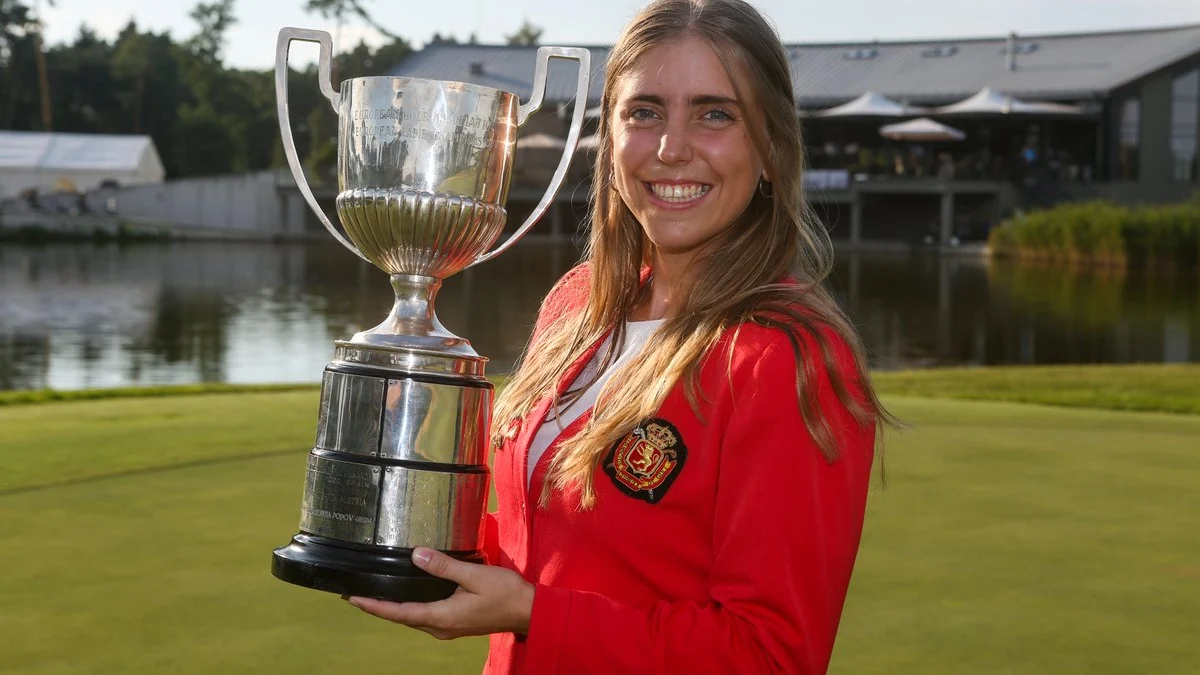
[646, 182, 711, 204]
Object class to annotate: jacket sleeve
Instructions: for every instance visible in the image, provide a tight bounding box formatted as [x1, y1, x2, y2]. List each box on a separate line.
[520, 336, 876, 675]
[481, 512, 501, 565]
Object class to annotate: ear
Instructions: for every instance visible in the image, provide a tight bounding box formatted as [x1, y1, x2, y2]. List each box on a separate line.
[761, 169, 771, 182]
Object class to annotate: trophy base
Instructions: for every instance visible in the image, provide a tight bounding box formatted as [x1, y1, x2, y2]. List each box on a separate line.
[272, 533, 485, 602]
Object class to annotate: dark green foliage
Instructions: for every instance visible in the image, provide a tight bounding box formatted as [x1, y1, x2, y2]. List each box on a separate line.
[989, 196, 1200, 269]
[0, 0, 414, 179]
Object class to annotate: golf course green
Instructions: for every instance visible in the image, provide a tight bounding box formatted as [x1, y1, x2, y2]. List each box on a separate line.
[1, 365, 1197, 674]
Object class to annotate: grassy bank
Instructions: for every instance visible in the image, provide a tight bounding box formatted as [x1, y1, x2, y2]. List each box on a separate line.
[1, 389, 1197, 674]
[0, 382, 318, 407]
[873, 363, 1200, 415]
[988, 197, 1200, 269]
[7, 363, 1198, 415]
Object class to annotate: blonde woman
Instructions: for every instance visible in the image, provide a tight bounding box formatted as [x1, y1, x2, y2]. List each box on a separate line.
[349, 1, 892, 672]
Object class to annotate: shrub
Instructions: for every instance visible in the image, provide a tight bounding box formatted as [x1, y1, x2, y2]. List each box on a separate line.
[990, 198, 1200, 270]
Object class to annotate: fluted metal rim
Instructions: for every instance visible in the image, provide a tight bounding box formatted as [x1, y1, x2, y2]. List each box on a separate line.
[336, 188, 507, 278]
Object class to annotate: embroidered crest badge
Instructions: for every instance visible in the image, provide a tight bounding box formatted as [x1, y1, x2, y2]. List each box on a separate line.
[603, 418, 687, 503]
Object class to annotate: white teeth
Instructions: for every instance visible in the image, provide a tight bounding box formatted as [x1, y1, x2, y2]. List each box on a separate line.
[649, 183, 709, 202]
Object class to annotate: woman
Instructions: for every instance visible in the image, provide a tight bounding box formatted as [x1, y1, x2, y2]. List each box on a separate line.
[348, 0, 893, 672]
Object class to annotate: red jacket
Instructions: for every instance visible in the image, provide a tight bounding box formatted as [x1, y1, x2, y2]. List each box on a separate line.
[482, 264, 876, 675]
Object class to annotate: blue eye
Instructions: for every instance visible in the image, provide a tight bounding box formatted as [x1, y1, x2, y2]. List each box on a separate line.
[628, 107, 658, 121]
[704, 109, 734, 122]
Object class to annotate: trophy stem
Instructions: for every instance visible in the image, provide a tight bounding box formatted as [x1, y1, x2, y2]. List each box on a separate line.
[350, 274, 477, 356]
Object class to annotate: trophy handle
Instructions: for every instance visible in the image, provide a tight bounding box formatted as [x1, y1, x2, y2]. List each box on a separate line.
[275, 27, 371, 263]
[471, 46, 592, 267]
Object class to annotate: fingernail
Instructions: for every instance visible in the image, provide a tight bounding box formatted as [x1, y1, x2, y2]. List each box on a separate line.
[412, 548, 431, 566]
[347, 597, 362, 608]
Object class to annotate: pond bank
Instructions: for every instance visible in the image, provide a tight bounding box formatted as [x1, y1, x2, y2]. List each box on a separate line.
[3, 364, 1197, 415]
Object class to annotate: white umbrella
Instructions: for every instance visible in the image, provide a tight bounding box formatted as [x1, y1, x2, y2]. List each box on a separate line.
[516, 132, 567, 150]
[811, 91, 927, 118]
[879, 118, 966, 142]
[934, 87, 1083, 116]
[575, 134, 601, 152]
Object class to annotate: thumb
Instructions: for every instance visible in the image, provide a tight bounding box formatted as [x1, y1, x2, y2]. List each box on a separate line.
[412, 547, 477, 588]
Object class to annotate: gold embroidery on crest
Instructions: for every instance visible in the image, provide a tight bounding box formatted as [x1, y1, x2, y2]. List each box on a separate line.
[606, 419, 686, 501]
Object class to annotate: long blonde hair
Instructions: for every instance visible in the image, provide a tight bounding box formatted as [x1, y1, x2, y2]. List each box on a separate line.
[492, 0, 892, 508]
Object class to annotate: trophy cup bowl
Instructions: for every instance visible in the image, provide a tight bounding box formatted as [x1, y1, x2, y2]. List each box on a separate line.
[269, 27, 590, 601]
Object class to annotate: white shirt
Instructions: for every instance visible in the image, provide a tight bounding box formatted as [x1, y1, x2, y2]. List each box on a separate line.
[526, 319, 665, 487]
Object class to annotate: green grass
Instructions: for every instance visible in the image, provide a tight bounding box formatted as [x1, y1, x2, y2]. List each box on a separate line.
[8, 363, 1200, 416]
[0, 382, 318, 407]
[875, 363, 1200, 415]
[1, 377, 1198, 673]
[0, 389, 490, 674]
[837, 398, 1200, 674]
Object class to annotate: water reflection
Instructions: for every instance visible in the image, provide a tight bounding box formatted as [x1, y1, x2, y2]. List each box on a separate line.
[0, 241, 1196, 391]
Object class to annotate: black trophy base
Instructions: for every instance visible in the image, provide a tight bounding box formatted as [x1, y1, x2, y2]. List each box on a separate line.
[272, 533, 485, 602]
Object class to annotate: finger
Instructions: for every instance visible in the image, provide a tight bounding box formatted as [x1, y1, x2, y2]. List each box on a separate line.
[412, 548, 479, 588]
[347, 596, 441, 627]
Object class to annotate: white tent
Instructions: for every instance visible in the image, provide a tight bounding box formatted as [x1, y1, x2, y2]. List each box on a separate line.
[515, 132, 567, 150]
[810, 92, 926, 118]
[933, 87, 1084, 116]
[0, 131, 165, 197]
[575, 133, 601, 152]
[880, 118, 966, 142]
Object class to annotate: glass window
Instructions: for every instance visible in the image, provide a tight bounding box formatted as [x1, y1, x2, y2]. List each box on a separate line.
[1118, 98, 1140, 180]
[1169, 69, 1199, 182]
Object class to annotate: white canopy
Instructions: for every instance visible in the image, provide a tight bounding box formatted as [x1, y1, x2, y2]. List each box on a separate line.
[575, 133, 601, 151]
[811, 92, 926, 118]
[0, 131, 165, 197]
[880, 117, 966, 142]
[515, 132, 567, 150]
[933, 87, 1084, 116]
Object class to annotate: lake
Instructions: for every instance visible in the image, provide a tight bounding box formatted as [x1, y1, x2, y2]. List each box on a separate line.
[0, 241, 1196, 391]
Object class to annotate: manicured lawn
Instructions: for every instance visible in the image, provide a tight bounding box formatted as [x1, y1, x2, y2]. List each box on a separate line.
[1, 373, 1197, 673]
[873, 363, 1200, 415]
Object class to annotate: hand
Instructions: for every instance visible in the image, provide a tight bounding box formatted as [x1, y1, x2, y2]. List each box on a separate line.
[346, 547, 535, 640]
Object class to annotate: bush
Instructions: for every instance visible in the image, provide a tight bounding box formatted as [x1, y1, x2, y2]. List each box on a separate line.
[989, 196, 1200, 270]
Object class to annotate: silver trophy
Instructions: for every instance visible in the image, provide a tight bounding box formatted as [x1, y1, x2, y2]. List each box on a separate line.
[270, 27, 590, 601]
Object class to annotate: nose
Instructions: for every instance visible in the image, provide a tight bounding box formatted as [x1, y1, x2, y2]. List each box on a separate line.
[657, 118, 692, 165]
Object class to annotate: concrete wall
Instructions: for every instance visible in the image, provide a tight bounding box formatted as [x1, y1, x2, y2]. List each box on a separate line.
[86, 170, 297, 237]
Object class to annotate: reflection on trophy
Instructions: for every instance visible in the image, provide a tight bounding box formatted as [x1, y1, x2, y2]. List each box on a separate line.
[270, 27, 590, 601]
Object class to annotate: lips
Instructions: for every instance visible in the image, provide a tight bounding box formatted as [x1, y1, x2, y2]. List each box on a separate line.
[646, 182, 711, 203]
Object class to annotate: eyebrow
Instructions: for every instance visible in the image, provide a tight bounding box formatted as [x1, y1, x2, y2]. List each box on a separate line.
[628, 93, 741, 107]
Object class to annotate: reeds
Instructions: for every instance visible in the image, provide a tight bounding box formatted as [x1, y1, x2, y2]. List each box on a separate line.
[988, 194, 1200, 270]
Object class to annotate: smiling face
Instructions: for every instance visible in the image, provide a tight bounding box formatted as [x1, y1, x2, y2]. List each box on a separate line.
[609, 33, 767, 266]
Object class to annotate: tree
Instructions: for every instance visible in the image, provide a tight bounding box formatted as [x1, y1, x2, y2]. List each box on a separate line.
[0, 0, 36, 127]
[505, 20, 543, 46]
[0, 0, 53, 129]
[174, 103, 237, 176]
[186, 0, 236, 65]
[45, 26, 120, 132]
[0, 0, 33, 67]
[111, 22, 187, 173]
[303, 0, 406, 42]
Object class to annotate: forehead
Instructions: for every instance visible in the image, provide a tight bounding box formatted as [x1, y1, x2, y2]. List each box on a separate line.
[612, 34, 739, 100]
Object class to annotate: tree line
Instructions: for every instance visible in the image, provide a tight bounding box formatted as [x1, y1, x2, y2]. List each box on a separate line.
[0, 0, 543, 181]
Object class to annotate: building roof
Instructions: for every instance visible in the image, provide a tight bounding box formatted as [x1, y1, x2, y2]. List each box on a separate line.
[391, 44, 611, 106]
[0, 131, 161, 173]
[388, 23, 1200, 108]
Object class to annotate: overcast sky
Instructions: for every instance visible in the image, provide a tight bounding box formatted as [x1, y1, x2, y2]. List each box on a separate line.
[40, 0, 1200, 70]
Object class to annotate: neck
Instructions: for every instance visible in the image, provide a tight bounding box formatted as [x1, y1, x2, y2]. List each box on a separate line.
[629, 249, 692, 321]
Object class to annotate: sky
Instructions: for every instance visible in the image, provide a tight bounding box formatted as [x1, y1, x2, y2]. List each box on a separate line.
[39, 0, 1200, 71]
